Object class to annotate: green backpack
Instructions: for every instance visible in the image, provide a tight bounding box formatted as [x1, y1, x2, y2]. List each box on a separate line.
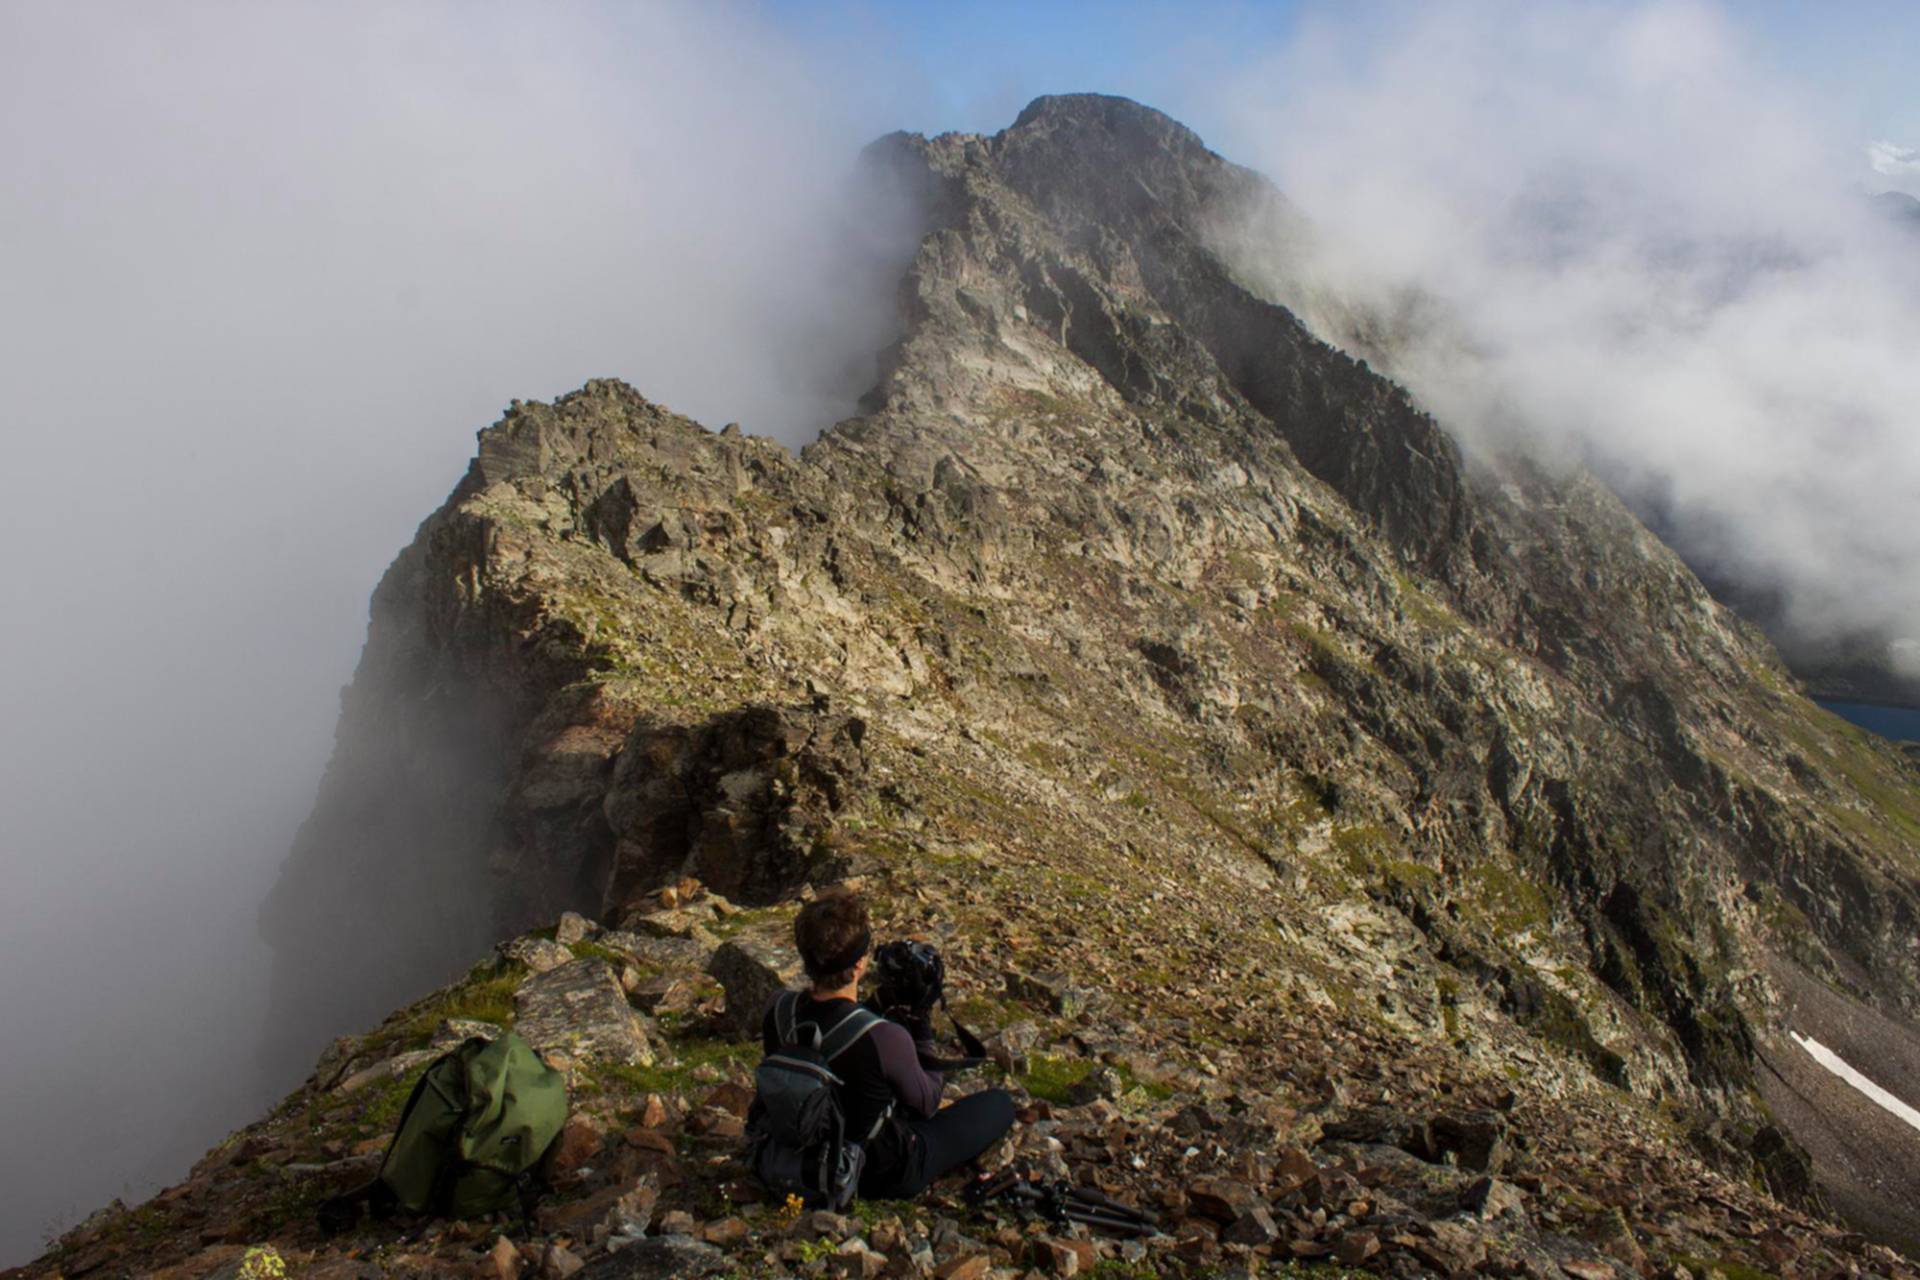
[319, 1031, 568, 1233]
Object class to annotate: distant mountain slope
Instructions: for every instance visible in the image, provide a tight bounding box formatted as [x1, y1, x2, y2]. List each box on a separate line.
[1875, 189, 1920, 228]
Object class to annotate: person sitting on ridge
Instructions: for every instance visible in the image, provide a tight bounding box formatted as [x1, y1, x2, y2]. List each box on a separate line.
[760, 889, 1016, 1201]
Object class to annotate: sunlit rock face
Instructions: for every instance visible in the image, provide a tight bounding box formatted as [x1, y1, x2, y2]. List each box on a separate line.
[254, 94, 1920, 1251]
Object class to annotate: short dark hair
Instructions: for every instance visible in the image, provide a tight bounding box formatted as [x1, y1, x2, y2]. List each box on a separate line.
[795, 890, 870, 988]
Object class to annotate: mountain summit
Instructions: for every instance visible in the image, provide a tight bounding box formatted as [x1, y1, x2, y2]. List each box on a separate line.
[24, 94, 1920, 1278]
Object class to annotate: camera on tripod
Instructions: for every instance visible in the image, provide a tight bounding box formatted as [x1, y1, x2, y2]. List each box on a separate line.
[872, 939, 945, 1020]
[867, 939, 986, 1070]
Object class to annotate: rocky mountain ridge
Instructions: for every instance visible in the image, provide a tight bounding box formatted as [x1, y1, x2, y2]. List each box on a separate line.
[20, 94, 1920, 1277]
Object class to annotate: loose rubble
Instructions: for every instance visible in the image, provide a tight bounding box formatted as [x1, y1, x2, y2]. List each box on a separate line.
[17, 880, 1917, 1279]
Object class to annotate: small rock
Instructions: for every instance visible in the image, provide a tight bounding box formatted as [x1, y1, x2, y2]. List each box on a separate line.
[542, 1243, 586, 1278]
[1056, 1239, 1099, 1274]
[1321, 1108, 1434, 1161]
[1219, 1206, 1278, 1247]
[708, 937, 806, 1037]
[1411, 1220, 1487, 1273]
[1172, 1233, 1219, 1265]
[933, 1255, 990, 1280]
[1066, 1066, 1125, 1106]
[556, 912, 596, 945]
[1006, 970, 1093, 1017]
[640, 1093, 670, 1128]
[598, 1175, 658, 1245]
[310, 1037, 361, 1089]
[1333, 1231, 1379, 1265]
[435, 1018, 504, 1048]
[502, 935, 578, 973]
[625, 1127, 675, 1155]
[549, 1114, 607, 1185]
[701, 1216, 751, 1246]
[337, 1048, 438, 1094]
[827, 1239, 888, 1280]
[999, 1021, 1042, 1054]
[627, 908, 719, 940]
[1462, 1175, 1526, 1221]
[1592, 1207, 1646, 1270]
[684, 1106, 746, 1139]
[658, 1209, 699, 1235]
[801, 1210, 856, 1239]
[1431, 1110, 1509, 1173]
[631, 974, 701, 1014]
[1560, 1263, 1619, 1280]
[576, 1234, 729, 1279]
[1271, 1147, 1319, 1198]
[491, 1235, 525, 1280]
[1186, 1178, 1261, 1225]
[1033, 1238, 1081, 1277]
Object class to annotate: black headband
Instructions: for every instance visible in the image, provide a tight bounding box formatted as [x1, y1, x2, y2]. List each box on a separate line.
[813, 926, 871, 977]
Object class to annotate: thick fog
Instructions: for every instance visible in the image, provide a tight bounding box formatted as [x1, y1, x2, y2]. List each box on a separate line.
[0, 2, 920, 1261]
[1205, 1, 1920, 678]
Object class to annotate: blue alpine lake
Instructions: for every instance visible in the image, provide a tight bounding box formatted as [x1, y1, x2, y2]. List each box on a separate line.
[1817, 699, 1920, 743]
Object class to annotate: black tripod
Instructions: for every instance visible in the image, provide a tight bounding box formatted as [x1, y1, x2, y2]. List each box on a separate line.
[966, 1164, 1161, 1237]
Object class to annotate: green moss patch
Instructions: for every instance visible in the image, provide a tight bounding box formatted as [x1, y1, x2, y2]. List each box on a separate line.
[1019, 1054, 1094, 1104]
[582, 1037, 758, 1102]
[360, 960, 524, 1056]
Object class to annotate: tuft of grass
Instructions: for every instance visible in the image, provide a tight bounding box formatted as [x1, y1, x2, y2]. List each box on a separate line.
[947, 994, 1030, 1031]
[1670, 1254, 1780, 1280]
[360, 960, 524, 1056]
[1019, 1054, 1093, 1104]
[360, 1070, 423, 1133]
[707, 904, 791, 942]
[586, 1037, 757, 1100]
[1015, 1054, 1171, 1106]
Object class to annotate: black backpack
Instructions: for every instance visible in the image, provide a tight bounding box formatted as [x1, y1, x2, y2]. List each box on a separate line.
[746, 992, 889, 1210]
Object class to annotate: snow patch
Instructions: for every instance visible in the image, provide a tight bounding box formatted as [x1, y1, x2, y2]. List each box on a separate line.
[1790, 1031, 1920, 1137]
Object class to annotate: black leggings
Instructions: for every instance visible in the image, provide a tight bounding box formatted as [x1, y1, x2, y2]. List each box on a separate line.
[865, 1088, 1016, 1199]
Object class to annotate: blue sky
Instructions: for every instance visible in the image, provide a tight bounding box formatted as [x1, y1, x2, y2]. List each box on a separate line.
[764, 0, 1920, 183]
[765, 0, 1300, 141]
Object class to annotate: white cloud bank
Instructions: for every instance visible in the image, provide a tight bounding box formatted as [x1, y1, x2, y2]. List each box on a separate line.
[1206, 0, 1920, 669]
[1869, 140, 1920, 184]
[0, 1, 915, 1262]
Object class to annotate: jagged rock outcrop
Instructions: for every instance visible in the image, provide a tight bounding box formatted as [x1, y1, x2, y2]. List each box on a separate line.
[601, 705, 869, 915]
[218, 91, 1920, 1265]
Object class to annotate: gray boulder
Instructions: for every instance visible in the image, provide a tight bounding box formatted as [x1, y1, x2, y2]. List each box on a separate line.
[707, 936, 804, 1036]
[515, 958, 655, 1065]
[600, 931, 715, 973]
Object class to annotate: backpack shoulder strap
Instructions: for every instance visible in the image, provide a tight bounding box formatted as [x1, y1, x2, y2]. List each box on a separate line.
[820, 1007, 884, 1062]
[774, 989, 802, 1046]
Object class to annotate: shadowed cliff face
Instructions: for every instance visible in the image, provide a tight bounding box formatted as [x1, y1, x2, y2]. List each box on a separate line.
[258, 95, 1920, 1244]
